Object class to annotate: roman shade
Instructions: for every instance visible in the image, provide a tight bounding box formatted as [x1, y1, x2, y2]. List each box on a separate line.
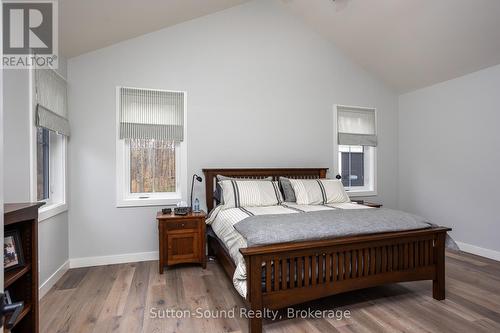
[119, 87, 184, 142]
[337, 106, 377, 146]
[35, 69, 70, 136]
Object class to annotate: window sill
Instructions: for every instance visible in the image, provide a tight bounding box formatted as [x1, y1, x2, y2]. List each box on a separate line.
[39, 202, 68, 222]
[347, 190, 377, 198]
[116, 197, 183, 208]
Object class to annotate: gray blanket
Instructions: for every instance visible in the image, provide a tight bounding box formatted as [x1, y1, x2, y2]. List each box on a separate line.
[234, 208, 433, 247]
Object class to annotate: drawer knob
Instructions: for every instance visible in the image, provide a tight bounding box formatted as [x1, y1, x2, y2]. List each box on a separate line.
[181, 223, 185, 227]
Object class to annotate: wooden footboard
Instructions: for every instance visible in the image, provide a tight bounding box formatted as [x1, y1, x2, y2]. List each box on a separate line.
[240, 227, 450, 333]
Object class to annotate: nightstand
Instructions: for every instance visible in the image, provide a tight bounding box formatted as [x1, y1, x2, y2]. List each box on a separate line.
[350, 199, 383, 208]
[157, 210, 206, 274]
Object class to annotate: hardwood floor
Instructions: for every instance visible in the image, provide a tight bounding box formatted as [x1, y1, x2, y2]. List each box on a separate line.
[40, 251, 500, 333]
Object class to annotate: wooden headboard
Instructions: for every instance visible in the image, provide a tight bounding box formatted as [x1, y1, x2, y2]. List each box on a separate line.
[202, 168, 328, 212]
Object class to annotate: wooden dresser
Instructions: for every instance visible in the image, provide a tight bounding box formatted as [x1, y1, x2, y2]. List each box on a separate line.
[4, 203, 43, 333]
[156, 211, 206, 274]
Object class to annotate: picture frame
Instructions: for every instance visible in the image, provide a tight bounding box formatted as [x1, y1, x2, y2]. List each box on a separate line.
[4, 230, 25, 271]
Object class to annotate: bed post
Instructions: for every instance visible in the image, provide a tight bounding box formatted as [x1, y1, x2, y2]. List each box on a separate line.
[247, 255, 263, 333]
[204, 170, 215, 212]
[433, 232, 446, 300]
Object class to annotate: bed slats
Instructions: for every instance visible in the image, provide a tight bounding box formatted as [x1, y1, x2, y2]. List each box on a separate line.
[260, 236, 437, 294]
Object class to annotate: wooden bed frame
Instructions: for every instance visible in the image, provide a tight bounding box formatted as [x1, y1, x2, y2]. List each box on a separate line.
[203, 168, 451, 333]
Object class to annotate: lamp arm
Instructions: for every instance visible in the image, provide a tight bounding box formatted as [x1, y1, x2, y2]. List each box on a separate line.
[190, 174, 195, 210]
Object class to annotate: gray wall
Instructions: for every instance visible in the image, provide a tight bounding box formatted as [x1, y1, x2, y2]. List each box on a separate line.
[2, 60, 69, 286]
[67, 0, 398, 260]
[3, 70, 31, 201]
[399, 64, 500, 253]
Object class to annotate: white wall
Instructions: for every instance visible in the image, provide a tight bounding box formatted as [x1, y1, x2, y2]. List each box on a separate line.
[1, 9, 4, 290]
[2, 59, 70, 294]
[67, 0, 398, 261]
[399, 64, 500, 257]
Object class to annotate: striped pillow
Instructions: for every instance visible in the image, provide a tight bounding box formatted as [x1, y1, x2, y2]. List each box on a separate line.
[219, 180, 283, 208]
[215, 175, 273, 204]
[289, 179, 350, 205]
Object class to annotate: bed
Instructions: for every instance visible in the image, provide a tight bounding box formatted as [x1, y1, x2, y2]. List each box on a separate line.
[203, 168, 451, 333]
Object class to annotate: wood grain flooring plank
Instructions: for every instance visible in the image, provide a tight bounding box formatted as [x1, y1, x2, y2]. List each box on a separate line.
[54, 267, 90, 290]
[118, 261, 151, 333]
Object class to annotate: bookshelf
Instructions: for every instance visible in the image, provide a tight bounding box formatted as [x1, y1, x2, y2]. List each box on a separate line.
[4, 203, 43, 333]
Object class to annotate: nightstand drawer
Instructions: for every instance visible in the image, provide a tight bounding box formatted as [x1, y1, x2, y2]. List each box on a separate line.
[165, 219, 199, 231]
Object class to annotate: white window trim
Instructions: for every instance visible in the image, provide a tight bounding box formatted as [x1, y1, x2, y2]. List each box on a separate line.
[28, 69, 68, 222]
[115, 87, 188, 208]
[333, 104, 377, 197]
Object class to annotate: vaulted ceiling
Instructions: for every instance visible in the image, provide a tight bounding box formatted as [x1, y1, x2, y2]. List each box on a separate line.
[60, 0, 500, 93]
[59, 0, 250, 58]
[281, 0, 500, 92]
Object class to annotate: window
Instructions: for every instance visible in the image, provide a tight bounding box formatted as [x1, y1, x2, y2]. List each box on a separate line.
[129, 139, 176, 194]
[334, 106, 377, 196]
[37, 128, 50, 200]
[338, 145, 376, 193]
[30, 68, 69, 221]
[35, 128, 66, 206]
[116, 87, 186, 207]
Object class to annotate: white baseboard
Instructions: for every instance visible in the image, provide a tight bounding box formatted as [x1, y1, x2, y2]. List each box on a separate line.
[69, 251, 158, 269]
[39, 260, 70, 299]
[456, 241, 500, 262]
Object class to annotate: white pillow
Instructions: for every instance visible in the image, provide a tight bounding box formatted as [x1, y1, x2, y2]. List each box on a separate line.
[289, 179, 350, 205]
[219, 180, 283, 208]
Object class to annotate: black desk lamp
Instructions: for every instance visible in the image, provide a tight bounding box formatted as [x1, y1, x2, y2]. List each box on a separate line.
[190, 174, 203, 212]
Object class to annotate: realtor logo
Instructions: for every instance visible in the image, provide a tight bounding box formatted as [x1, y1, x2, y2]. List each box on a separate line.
[2, 0, 58, 68]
